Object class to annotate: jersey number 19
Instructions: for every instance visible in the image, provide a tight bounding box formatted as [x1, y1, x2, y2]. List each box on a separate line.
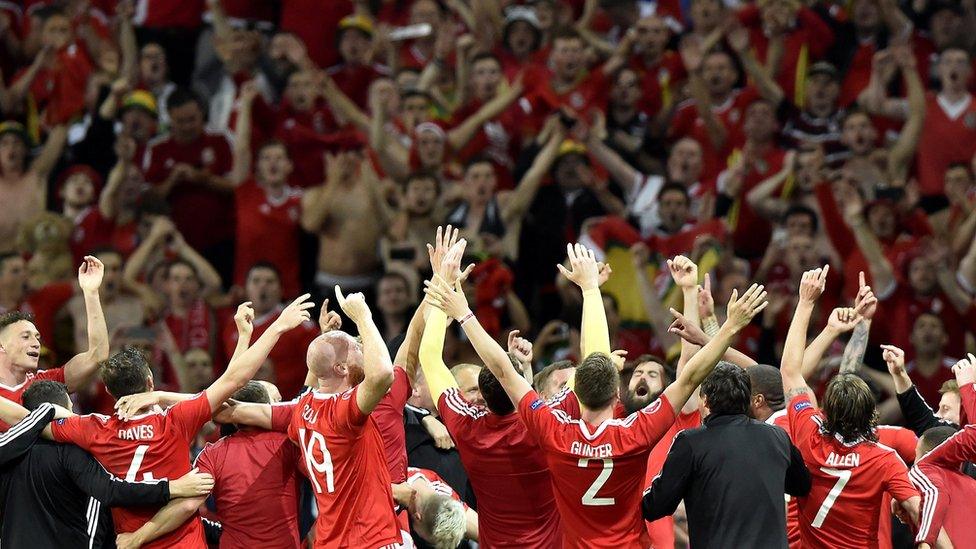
[300, 428, 336, 494]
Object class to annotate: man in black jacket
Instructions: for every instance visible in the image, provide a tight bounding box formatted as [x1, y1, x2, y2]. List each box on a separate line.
[642, 362, 811, 549]
[0, 381, 213, 549]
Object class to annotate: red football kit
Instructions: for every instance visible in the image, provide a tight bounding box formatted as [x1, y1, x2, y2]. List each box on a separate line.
[286, 387, 401, 548]
[518, 389, 676, 548]
[669, 87, 760, 182]
[194, 428, 303, 549]
[911, 425, 976, 547]
[0, 367, 66, 431]
[233, 180, 303, 298]
[915, 93, 976, 197]
[407, 467, 466, 508]
[437, 387, 562, 548]
[220, 312, 318, 400]
[787, 395, 918, 549]
[372, 366, 412, 484]
[51, 392, 213, 548]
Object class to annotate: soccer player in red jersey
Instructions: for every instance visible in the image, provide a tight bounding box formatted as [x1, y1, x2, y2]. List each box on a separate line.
[424, 244, 768, 548]
[780, 266, 921, 549]
[0, 256, 108, 429]
[910, 420, 976, 549]
[394, 467, 474, 547]
[39, 294, 314, 548]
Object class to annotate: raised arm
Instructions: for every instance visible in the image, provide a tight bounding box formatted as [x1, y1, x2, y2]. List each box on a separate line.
[500, 121, 564, 224]
[799, 307, 861, 380]
[782, 267, 829, 403]
[30, 125, 68, 179]
[679, 37, 727, 151]
[584, 112, 640, 194]
[368, 90, 410, 182]
[322, 75, 371, 132]
[838, 273, 878, 374]
[63, 257, 110, 392]
[419, 307, 460, 404]
[887, 47, 925, 182]
[727, 25, 785, 106]
[746, 151, 795, 221]
[447, 76, 523, 152]
[666, 308, 758, 368]
[556, 243, 611, 358]
[171, 231, 222, 297]
[661, 284, 767, 414]
[335, 287, 395, 415]
[631, 244, 679, 351]
[204, 295, 314, 411]
[230, 81, 259, 185]
[857, 49, 907, 120]
[117, 0, 138, 83]
[839, 184, 896, 295]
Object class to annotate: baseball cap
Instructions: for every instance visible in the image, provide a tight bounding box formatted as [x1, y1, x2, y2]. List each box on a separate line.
[807, 61, 839, 80]
[338, 14, 374, 37]
[120, 90, 159, 118]
[557, 139, 587, 158]
[0, 121, 32, 147]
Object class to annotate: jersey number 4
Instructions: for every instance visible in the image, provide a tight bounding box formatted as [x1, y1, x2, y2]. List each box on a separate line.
[299, 428, 336, 494]
[812, 467, 852, 528]
[578, 458, 614, 506]
[125, 445, 157, 482]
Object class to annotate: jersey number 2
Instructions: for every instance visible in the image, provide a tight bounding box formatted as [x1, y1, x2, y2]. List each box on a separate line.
[578, 458, 614, 506]
[125, 445, 156, 482]
[812, 467, 851, 528]
[299, 428, 335, 494]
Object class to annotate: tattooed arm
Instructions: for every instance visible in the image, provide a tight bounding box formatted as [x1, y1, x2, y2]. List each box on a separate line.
[839, 272, 878, 374]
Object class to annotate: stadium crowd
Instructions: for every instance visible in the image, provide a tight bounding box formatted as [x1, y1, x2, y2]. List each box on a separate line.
[1, 0, 976, 547]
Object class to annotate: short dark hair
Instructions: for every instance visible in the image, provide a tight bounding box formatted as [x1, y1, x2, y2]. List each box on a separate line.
[658, 183, 690, 204]
[479, 362, 515, 415]
[257, 138, 289, 156]
[783, 204, 819, 234]
[747, 364, 784, 411]
[167, 259, 199, 280]
[471, 52, 502, 68]
[551, 27, 583, 45]
[574, 353, 618, 409]
[232, 381, 270, 404]
[700, 362, 752, 415]
[464, 155, 495, 174]
[22, 380, 70, 411]
[405, 171, 440, 190]
[919, 426, 957, 455]
[247, 261, 281, 281]
[533, 360, 576, 391]
[99, 347, 153, 399]
[167, 87, 203, 112]
[822, 373, 878, 443]
[0, 311, 35, 335]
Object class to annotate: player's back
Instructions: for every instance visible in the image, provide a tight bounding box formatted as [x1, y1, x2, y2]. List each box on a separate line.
[518, 390, 676, 548]
[50, 392, 213, 548]
[438, 388, 561, 548]
[288, 388, 400, 549]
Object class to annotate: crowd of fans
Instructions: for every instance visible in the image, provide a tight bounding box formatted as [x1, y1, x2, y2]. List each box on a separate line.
[1, 0, 976, 546]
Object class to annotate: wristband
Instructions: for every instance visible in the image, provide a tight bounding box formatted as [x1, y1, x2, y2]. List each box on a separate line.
[458, 311, 474, 325]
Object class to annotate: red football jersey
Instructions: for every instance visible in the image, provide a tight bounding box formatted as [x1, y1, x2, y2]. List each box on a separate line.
[233, 179, 303, 298]
[0, 367, 65, 431]
[437, 388, 562, 548]
[787, 395, 918, 549]
[372, 367, 411, 484]
[668, 87, 760, 182]
[916, 93, 976, 196]
[50, 392, 212, 548]
[407, 467, 466, 509]
[194, 429, 303, 549]
[911, 425, 976, 547]
[518, 390, 676, 548]
[287, 387, 400, 548]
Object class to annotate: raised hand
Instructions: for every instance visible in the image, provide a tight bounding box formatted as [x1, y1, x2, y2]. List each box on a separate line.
[234, 301, 255, 341]
[271, 293, 314, 332]
[318, 299, 342, 333]
[556, 243, 601, 291]
[78, 255, 104, 292]
[826, 307, 861, 334]
[168, 467, 215, 498]
[952, 354, 976, 387]
[667, 255, 698, 289]
[114, 392, 162, 420]
[698, 273, 715, 318]
[853, 271, 877, 321]
[423, 276, 470, 320]
[667, 308, 710, 346]
[437, 237, 475, 286]
[724, 283, 768, 331]
[507, 330, 533, 367]
[880, 344, 906, 377]
[427, 225, 459, 274]
[610, 349, 627, 371]
[334, 287, 370, 324]
[798, 265, 829, 304]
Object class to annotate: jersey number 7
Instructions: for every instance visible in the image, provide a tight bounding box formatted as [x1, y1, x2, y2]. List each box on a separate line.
[578, 458, 614, 506]
[812, 467, 851, 528]
[300, 428, 336, 494]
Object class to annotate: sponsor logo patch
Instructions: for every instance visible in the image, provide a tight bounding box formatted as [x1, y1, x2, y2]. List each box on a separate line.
[530, 399, 544, 410]
[793, 401, 813, 412]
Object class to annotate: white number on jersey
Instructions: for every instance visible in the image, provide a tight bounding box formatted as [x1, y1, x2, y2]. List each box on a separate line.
[578, 458, 615, 506]
[812, 467, 852, 528]
[299, 428, 335, 494]
[124, 444, 157, 482]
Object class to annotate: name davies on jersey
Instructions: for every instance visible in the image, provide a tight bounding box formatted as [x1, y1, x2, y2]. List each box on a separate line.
[118, 425, 155, 440]
[825, 452, 860, 467]
[570, 441, 613, 458]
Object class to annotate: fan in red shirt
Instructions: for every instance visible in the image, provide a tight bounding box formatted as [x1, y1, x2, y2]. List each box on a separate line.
[0, 256, 108, 430]
[423, 246, 767, 548]
[231, 82, 304, 298]
[327, 15, 389, 109]
[911, 420, 976, 548]
[627, 15, 687, 117]
[221, 264, 318, 400]
[142, 89, 235, 264]
[779, 266, 921, 549]
[48, 295, 314, 548]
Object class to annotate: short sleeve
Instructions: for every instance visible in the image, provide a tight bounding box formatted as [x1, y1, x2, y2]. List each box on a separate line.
[786, 394, 821, 447]
[329, 387, 368, 434]
[50, 415, 95, 449]
[883, 455, 918, 503]
[270, 402, 298, 433]
[517, 390, 558, 448]
[36, 367, 66, 383]
[437, 389, 475, 437]
[193, 444, 217, 476]
[630, 395, 677, 443]
[546, 387, 580, 417]
[169, 393, 212, 442]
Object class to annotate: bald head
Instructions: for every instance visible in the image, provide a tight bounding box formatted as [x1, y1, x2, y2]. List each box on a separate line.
[307, 331, 363, 382]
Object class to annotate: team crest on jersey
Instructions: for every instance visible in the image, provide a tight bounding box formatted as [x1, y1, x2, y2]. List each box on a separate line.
[201, 147, 215, 166]
[794, 400, 812, 412]
[530, 398, 544, 410]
